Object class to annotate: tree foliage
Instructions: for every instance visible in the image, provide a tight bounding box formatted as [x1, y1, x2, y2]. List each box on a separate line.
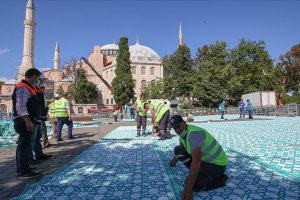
[162, 45, 194, 100]
[112, 37, 135, 105]
[68, 68, 99, 104]
[143, 79, 165, 99]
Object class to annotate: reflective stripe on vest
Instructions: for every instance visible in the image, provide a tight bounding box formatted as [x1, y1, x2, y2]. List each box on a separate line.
[16, 82, 36, 94]
[179, 124, 228, 166]
[55, 98, 68, 117]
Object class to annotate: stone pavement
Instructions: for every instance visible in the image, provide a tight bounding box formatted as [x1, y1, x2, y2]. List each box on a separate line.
[0, 121, 135, 200]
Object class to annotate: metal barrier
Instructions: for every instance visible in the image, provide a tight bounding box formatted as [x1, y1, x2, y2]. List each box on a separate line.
[170, 104, 300, 117]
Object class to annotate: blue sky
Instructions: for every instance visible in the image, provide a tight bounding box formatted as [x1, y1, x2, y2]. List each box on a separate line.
[0, 0, 299, 81]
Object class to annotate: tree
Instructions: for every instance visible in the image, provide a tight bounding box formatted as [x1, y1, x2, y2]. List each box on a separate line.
[112, 37, 135, 106]
[68, 68, 99, 103]
[56, 85, 64, 96]
[163, 45, 194, 100]
[275, 44, 300, 97]
[228, 39, 274, 100]
[143, 79, 165, 99]
[194, 42, 231, 106]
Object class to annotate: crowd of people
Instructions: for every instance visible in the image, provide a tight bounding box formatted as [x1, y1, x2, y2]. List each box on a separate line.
[219, 99, 253, 119]
[13, 68, 74, 179]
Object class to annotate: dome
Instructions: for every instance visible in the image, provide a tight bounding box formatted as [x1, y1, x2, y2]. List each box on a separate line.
[129, 43, 160, 63]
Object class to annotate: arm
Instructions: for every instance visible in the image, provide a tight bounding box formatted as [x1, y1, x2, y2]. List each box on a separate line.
[182, 148, 201, 200]
[16, 87, 34, 132]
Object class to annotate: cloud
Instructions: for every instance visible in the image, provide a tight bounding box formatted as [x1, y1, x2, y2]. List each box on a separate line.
[0, 77, 7, 82]
[0, 48, 10, 56]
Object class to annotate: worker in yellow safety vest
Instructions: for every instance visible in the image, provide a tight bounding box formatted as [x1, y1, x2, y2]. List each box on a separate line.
[169, 115, 228, 199]
[54, 93, 73, 142]
[134, 93, 148, 137]
[144, 100, 170, 140]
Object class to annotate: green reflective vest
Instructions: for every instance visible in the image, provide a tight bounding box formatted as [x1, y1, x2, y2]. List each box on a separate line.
[48, 102, 56, 118]
[55, 98, 69, 118]
[179, 124, 228, 166]
[136, 99, 148, 117]
[152, 101, 169, 123]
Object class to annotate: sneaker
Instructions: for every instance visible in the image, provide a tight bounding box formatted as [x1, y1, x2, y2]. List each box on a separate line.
[156, 136, 161, 140]
[17, 171, 41, 179]
[68, 136, 76, 139]
[151, 136, 156, 140]
[57, 138, 63, 142]
[36, 154, 52, 160]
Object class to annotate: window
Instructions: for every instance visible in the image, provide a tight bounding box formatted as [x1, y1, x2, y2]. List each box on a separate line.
[110, 69, 113, 77]
[132, 66, 136, 74]
[141, 80, 146, 88]
[106, 71, 108, 78]
[106, 99, 109, 104]
[111, 98, 114, 104]
[133, 79, 136, 88]
[78, 107, 83, 114]
[150, 67, 155, 75]
[141, 66, 146, 75]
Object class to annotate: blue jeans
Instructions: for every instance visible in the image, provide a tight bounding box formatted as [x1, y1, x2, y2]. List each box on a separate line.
[56, 117, 73, 139]
[27, 122, 44, 161]
[248, 110, 253, 119]
[240, 109, 245, 118]
[14, 118, 31, 173]
[221, 111, 224, 119]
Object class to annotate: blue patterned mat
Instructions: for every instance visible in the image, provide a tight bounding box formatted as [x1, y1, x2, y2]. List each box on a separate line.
[15, 117, 300, 199]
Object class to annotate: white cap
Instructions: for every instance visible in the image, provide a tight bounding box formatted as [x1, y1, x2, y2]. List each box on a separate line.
[54, 94, 60, 98]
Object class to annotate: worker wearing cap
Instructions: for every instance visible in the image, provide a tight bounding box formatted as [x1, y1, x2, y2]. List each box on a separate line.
[48, 94, 59, 139]
[169, 115, 228, 199]
[144, 100, 171, 140]
[134, 93, 148, 137]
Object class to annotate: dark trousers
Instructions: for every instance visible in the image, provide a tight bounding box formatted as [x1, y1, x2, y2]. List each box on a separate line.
[239, 109, 245, 118]
[174, 145, 226, 191]
[248, 110, 253, 119]
[221, 111, 224, 119]
[27, 122, 44, 161]
[56, 117, 73, 139]
[14, 118, 32, 174]
[157, 110, 171, 136]
[136, 115, 147, 136]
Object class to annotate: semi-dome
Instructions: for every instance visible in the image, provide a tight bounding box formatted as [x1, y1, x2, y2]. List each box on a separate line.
[101, 43, 119, 56]
[129, 43, 160, 63]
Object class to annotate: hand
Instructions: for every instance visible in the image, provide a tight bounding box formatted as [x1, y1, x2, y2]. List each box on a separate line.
[26, 121, 34, 133]
[181, 186, 194, 200]
[169, 158, 178, 167]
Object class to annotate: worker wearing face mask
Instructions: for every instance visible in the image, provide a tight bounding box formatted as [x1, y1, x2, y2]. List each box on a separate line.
[169, 115, 228, 200]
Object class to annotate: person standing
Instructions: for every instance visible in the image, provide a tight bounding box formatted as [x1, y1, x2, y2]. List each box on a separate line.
[126, 102, 132, 119]
[134, 93, 148, 137]
[48, 94, 59, 140]
[12, 68, 41, 178]
[169, 115, 228, 199]
[36, 83, 51, 148]
[247, 99, 253, 119]
[55, 93, 73, 141]
[238, 99, 245, 119]
[131, 100, 136, 119]
[145, 100, 170, 140]
[219, 100, 225, 119]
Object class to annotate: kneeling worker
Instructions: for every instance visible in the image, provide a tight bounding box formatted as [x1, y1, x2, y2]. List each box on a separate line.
[169, 115, 228, 199]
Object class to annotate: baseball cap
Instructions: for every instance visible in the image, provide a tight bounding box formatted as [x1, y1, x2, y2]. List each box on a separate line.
[169, 115, 184, 128]
[54, 94, 60, 98]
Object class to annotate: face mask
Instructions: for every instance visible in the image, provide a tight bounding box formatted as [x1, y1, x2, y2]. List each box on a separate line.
[34, 80, 40, 86]
[180, 130, 187, 137]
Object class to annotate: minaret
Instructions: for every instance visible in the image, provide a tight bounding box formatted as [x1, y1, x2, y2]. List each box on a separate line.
[179, 21, 183, 47]
[54, 42, 60, 70]
[18, 0, 36, 80]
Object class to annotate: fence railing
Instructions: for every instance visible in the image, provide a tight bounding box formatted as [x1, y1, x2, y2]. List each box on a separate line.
[170, 104, 300, 117]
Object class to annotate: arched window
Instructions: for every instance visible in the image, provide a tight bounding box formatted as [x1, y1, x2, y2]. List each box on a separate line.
[141, 66, 146, 75]
[150, 67, 155, 75]
[141, 80, 146, 88]
[132, 66, 136, 74]
[133, 79, 136, 88]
